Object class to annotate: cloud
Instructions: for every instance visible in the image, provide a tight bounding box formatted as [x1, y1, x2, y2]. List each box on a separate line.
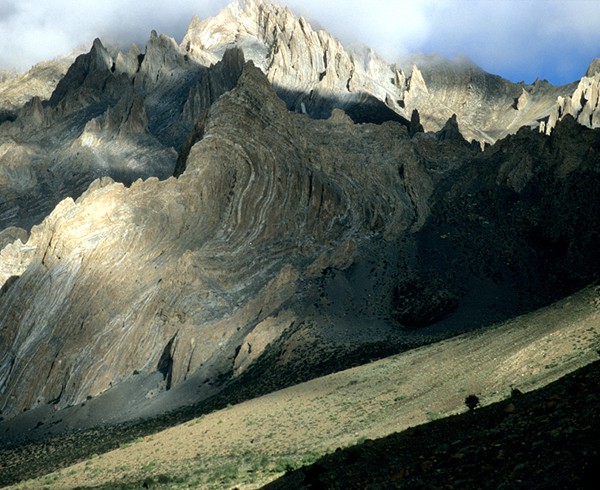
[284, 0, 600, 84]
[282, 0, 437, 61]
[2, 0, 599, 84]
[0, 0, 230, 71]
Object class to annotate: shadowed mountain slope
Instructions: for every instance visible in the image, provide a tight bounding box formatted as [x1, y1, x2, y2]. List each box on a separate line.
[1, 58, 598, 432]
[0, 1, 598, 477]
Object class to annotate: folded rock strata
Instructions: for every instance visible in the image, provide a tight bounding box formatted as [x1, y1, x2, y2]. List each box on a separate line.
[0, 62, 423, 418]
[0, 38, 244, 232]
[0, 0, 599, 430]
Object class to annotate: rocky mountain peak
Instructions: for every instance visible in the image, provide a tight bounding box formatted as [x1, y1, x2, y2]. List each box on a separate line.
[47, 37, 114, 108]
[0, 0, 599, 447]
[134, 29, 188, 93]
[182, 0, 279, 60]
[585, 58, 600, 77]
[178, 0, 597, 144]
[90, 38, 112, 67]
[114, 43, 142, 78]
[406, 65, 429, 96]
[541, 66, 600, 134]
[437, 113, 466, 143]
[181, 0, 408, 126]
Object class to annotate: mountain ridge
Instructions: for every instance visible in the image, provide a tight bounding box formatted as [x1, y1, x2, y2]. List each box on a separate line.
[0, 4, 598, 485]
[1, 0, 597, 238]
[0, 56, 598, 424]
[179, 0, 586, 144]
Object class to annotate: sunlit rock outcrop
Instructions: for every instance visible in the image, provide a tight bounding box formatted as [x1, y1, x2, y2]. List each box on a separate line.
[0, 0, 591, 236]
[542, 59, 600, 134]
[0, 39, 243, 232]
[182, 1, 578, 143]
[182, 0, 409, 124]
[0, 0, 599, 431]
[0, 62, 423, 419]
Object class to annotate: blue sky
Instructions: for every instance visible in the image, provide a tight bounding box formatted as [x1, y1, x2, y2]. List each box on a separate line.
[1, 0, 599, 85]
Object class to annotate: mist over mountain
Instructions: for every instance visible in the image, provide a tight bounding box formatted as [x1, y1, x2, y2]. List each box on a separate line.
[3, 0, 600, 85]
[0, 1, 598, 487]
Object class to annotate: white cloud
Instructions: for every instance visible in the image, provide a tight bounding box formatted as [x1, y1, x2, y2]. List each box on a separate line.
[0, 0, 230, 71]
[1, 0, 599, 84]
[284, 0, 600, 84]
[282, 0, 437, 61]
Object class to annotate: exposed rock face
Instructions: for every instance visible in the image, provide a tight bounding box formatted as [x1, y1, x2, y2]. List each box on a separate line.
[542, 62, 600, 134]
[0, 62, 421, 419]
[585, 58, 600, 77]
[437, 114, 467, 143]
[0, 38, 244, 232]
[514, 88, 529, 110]
[400, 56, 577, 143]
[0, 51, 83, 118]
[0, 227, 31, 289]
[180, 1, 592, 144]
[182, 0, 409, 126]
[0, 0, 599, 431]
[2, 60, 599, 424]
[0, 0, 594, 236]
[409, 109, 424, 137]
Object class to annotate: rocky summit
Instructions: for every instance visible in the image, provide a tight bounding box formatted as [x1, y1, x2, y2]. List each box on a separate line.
[0, 0, 598, 465]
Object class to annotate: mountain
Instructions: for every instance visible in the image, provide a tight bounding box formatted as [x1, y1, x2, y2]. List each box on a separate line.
[541, 58, 600, 134]
[0, 0, 595, 233]
[181, 0, 587, 144]
[0, 49, 83, 119]
[0, 0, 598, 480]
[1, 286, 597, 487]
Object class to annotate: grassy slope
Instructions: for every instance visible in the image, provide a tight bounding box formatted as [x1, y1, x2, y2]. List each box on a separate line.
[5, 285, 599, 490]
[265, 359, 600, 489]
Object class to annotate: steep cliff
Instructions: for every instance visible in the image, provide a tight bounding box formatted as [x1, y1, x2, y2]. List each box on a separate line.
[0, 0, 594, 236]
[0, 50, 83, 118]
[181, 0, 583, 143]
[1, 62, 599, 427]
[0, 0, 599, 434]
[0, 39, 244, 232]
[182, 0, 409, 126]
[542, 59, 600, 134]
[0, 62, 421, 420]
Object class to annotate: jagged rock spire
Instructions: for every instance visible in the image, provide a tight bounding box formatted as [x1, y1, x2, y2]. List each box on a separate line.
[437, 114, 467, 143]
[48, 38, 113, 107]
[409, 108, 424, 137]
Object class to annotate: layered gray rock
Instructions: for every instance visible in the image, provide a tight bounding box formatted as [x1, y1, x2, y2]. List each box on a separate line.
[0, 38, 245, 232]
[1, 0, 596, 237]
[1, 60, 599, 427]
[0, 62, 421, 419]
[0, 0, 599, 432]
